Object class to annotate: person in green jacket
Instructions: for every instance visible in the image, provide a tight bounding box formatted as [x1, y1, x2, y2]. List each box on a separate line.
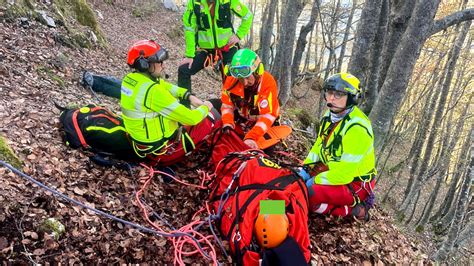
[121, 40, 217, 164]
[298, 73, 376, 221]
[179, 0, 253, 97]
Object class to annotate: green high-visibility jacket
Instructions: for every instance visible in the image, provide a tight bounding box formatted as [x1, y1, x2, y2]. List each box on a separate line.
[120, 72, 209, 147]
[304, 107, 376, 185]
[183, 0, 253, 58]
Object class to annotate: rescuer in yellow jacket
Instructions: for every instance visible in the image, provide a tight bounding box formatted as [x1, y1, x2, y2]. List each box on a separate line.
[298, 73, 377, 221]
[121, 40, 216, 160]
[179, 0, 253, 98]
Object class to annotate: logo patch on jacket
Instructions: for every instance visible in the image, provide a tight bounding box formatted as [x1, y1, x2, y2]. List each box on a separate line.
[259, 99, 268, 109]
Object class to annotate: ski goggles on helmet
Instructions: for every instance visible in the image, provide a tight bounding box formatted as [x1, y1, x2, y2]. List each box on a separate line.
[147, 47, 169, 63]
[229, 65, 253, 78]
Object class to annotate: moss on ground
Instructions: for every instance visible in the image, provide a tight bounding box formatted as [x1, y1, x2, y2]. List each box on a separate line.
[0, 135, 22, 169]
[36, 65, 66, 88]
[2, 0, 107, 48]
[131, 2, 160, 18]
[286, 108, 317, 129]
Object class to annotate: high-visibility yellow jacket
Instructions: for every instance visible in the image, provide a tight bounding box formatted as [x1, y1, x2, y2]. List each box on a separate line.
[120, 72, 209, 149]
[183, 0, 253, 58]
[304, 107, 376, 185]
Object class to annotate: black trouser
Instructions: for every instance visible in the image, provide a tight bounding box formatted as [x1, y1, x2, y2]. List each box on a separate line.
[177, 46, 238, 92]
[90, 75, 122, 99]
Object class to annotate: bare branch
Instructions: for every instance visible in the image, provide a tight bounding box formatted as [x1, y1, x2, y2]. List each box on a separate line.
[430, 8, 474, 35]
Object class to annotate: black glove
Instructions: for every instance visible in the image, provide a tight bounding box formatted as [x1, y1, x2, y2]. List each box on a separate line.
[222, 124, 233, 134]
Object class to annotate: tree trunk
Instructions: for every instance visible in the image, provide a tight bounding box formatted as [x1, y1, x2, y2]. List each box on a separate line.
[369, 1, 474, 149]
[434, 128, 473, 261]
[432, 110, 472, 224]
[400, 19, 471, 212]
[376, 0, 416, 91]
[360, 0, 388, 114]
[347, 0, 383, 84]
[428, 92, 473, 223]
[402, 65, 445, 201]
[246, 0, 257, 48]
[291, 0, 319, 86]
[404, 190, 420, 224]
[313, 21, 320, 72]
[416, 172, 444, 228]
[322, 0, 341, 80]
[303, 28, 314, 72]
[455, 222, 474, 249]
[336, 0, 357, 73]
[272, 0, 305, 106]
[431, 171, 461, 223]
[259, 0, 278, 66]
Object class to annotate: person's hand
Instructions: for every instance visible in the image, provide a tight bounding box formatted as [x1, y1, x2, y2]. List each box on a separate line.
[222, 124, 234, 134]
[203, 100, 214, 111]
[227, 34, 240, 47]
[244, 139, 258, 149]
[180, 57, 193, 69]
[297, 167, 311, 182]
[189, 95, 204, 107]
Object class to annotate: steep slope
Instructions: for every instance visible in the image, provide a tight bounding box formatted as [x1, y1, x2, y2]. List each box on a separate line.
[0, 1, 427, 264]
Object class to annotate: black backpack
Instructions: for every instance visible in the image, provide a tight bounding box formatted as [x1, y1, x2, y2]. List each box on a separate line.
[58, 104, 138, 161]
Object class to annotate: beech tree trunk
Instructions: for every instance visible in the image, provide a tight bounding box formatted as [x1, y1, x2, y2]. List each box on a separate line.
[359, 0, 388, 113]
[322, 0, 341, 80]
[435, 128, 473, 261]
[259, 0, 278, 66]
[367, 1, 474, 149]
[291, 0, 319, 86]
[376, 0, 416, 91]
[347, 0, 383, 85]
[399, 20, 471, 213]
[272, 0, 304, 106]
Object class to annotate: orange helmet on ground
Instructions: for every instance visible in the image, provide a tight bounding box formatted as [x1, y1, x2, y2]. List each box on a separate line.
[127, 40, 169, 71]
[254, 214, 289, 248]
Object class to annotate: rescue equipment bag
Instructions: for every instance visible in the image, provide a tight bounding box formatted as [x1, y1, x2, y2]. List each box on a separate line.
[58, 104, 138, 161]
[208, 131, 311, 265]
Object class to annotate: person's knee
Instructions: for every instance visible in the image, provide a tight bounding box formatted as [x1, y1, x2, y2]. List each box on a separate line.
[178, 64, 192, 76]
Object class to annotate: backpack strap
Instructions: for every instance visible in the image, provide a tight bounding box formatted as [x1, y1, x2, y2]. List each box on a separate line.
[226, 173, 299, 239]
[72, 109, 90, 149]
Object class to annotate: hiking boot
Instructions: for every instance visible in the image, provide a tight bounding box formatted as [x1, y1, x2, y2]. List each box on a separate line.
[351, 203, 370, 221]
[80, 70, 94, 88]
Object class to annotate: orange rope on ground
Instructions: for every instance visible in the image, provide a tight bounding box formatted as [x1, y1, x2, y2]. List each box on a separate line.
[135, 151, 256, 265]
[135, 163, 221, 265]
[140, 163, 208, 189]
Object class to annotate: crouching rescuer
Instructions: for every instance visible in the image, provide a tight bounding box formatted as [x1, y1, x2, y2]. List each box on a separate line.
[299, 73, 376, 220]
[221, 48, 281, 149]
[121, 40, 220, 165]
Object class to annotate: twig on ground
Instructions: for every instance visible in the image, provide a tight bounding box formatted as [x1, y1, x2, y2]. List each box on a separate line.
[15, 203, 37, 265]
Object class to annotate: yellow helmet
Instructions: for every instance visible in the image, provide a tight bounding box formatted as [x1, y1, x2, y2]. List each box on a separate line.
[323, 72, 360, 96]
[254, 214, 289, 248]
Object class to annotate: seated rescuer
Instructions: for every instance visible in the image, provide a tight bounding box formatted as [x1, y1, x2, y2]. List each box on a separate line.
[220, 48, 280, 149]
[299, 73, 376, 220]
[121, 40, 215, 158]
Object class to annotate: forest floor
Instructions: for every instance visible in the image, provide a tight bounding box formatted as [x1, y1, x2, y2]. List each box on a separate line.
[1, 1, 430, 264]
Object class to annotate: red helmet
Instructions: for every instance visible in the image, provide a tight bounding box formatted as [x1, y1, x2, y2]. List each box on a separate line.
[127, 40, 169, 68]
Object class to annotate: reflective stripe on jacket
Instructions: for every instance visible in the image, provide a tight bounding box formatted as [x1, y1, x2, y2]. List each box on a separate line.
[120, 72, 209, 145]
[183, 0, 253, 58]
[221, 71, 280, 141]
[303, 106, 376, 185]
